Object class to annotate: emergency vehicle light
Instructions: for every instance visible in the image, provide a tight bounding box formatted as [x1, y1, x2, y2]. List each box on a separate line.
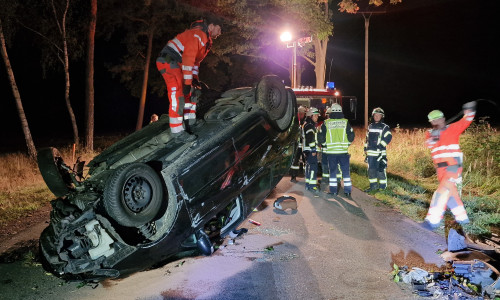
[326, 82, 335, 90]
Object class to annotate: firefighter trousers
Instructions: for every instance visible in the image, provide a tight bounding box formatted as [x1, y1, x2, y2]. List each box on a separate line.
[290, 147, 303, 178]
[367, 155, 387, 190]
[425, 164, 468, 227]
[304, 151, 318, 189]
[327, 153, 352, 194]
[321, 152, 341, 185]
[156, 58, 196, 134]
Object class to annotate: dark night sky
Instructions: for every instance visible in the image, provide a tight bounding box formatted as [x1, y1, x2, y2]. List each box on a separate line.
[1, 0, 499, 151]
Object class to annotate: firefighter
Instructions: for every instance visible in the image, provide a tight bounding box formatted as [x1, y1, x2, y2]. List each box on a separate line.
[318, 107, 341, 190]
[317, 103, 355, 197]
[364, 107, 392, 192]
[290, 106, 306, 182]
[423, 101, 476, 229]
[156, 17, 222, 142]
[303, 107, 320, 194]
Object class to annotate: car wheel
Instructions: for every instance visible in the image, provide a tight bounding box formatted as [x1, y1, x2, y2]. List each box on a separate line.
[104, 163, 164, 227]
[256, 75, 287, 120]
[272, 88, 296, 131]
[37, 147, 74, 197]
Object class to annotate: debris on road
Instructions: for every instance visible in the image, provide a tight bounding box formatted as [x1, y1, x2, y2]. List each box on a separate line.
[249, 219, 261, 226]
[448, 228, 467, 252]
[229, 228, 248, 239]
[393, 253, 500, 299]
[273, 195, 297, 211]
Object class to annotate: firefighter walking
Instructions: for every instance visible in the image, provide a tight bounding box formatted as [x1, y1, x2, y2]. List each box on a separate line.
[423, 101, 476, 229]
[156, 17, 222, 142]
[317, 104, 355, 197]
[364, 107, 392, 192]
[303, 108, 320, 194]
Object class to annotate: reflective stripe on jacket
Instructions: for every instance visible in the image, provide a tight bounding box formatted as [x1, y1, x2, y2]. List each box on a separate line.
[160, 27, 211, 85]
[303, 118, 317, 152]
[364, 122, 392, 157]
[425, 112, 475, 166]
[322, 119, 351, 154]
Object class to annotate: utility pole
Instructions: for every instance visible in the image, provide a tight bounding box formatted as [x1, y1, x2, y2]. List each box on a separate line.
[363, 13, 371, 129]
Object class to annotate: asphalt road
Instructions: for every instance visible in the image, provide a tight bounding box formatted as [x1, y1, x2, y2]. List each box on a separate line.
[0, 177, 448, 300]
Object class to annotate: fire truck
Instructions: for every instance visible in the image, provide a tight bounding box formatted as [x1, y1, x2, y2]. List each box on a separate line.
[292, 86, 357, 120]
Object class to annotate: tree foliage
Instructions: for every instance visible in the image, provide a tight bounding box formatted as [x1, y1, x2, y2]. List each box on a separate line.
[338, 0, 402, 13]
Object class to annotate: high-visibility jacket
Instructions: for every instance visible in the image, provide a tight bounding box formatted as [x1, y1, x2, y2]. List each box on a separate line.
[303, 118, 317, 152]
[425, 111, 475, 167]
[364, 122, 392, 157]
[318, 118, 354, 154]
[159, 27, 212, 85]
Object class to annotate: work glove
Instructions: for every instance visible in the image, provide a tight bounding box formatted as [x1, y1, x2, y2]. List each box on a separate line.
[191, 88, 202, 104]
[192, 78, 201, 89]
[462, 101, 477, 111]
[182, 84, 191, 96]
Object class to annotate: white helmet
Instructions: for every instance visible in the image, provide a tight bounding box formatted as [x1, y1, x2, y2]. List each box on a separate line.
[306, 107, 320, 117]
[330, 103, 342, 113]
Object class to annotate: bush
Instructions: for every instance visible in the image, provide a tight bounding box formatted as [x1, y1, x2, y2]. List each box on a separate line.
[412, 150, 435, 178]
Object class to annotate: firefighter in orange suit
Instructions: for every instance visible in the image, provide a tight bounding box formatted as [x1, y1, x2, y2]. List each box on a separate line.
[156, 17, 222, 142]
[423, 101, 476, 229]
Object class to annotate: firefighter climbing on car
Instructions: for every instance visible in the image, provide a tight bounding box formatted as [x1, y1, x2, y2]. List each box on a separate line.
[317, 103, 355, 197]
[303, 107, 320, 195]
[156, 16, 222, 142]
[364, 107, 392, 192]
[422, 101, 476, 230]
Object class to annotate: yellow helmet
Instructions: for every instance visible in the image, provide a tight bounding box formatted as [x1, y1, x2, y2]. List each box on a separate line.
[427, 110, 444, 121]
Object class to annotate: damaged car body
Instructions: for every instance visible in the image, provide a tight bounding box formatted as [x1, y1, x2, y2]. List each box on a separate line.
[37, 75, 299, 281]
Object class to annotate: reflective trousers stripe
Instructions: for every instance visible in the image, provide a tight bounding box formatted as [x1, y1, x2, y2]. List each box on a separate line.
[425, 167, 468, 225]
[157, 60, 197, 133]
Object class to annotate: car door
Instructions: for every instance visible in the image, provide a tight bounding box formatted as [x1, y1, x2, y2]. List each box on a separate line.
[179, 138, 239, 227]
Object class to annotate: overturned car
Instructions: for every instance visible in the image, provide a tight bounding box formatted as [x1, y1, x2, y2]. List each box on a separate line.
[37, 75, 299, 281]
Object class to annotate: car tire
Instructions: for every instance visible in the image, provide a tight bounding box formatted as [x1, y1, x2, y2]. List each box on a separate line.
[272, 88, 296, 131]
[37, 147, 74, 197]
[104, 163, 164, 227]
[256, 75, 287, 120]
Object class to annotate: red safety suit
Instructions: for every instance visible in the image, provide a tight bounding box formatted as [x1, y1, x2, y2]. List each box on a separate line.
[424, 111, 475, 226]
[156, 23, 212, 133]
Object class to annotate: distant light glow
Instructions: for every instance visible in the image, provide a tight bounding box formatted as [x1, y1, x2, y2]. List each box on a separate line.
[334, 90, 340, 97]
[280, 31, 292, 42]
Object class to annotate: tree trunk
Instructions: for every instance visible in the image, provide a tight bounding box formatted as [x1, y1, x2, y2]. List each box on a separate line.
[59, 0, 79, 146]
[296, 59, 302, 88]
[85, 0, 97, 151]
[0, 20, 37, 159]
[135, 26, 154, 131]
[313, 37, 328, 89]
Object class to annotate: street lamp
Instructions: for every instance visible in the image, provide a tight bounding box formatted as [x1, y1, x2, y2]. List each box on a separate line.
[280, 31, 297, 89]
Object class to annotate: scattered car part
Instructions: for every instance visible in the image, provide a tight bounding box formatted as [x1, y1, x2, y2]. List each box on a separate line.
[273, 195, 297, 210]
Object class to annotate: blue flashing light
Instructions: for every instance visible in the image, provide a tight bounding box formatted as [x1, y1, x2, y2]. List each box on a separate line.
[326, 82, 335, 90]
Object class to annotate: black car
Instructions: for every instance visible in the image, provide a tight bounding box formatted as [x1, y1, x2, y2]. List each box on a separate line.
[37, 75, 299, 281]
